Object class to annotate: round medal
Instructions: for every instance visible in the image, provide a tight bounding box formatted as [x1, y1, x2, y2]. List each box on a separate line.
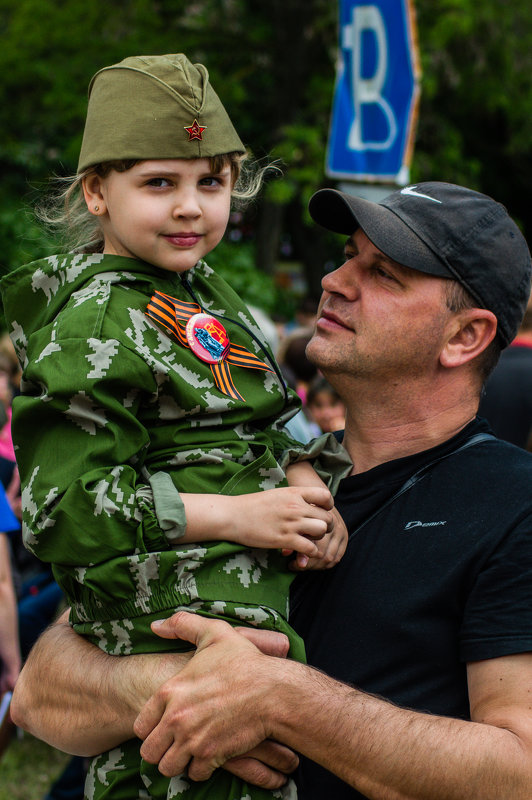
[185, 313, 230, 364]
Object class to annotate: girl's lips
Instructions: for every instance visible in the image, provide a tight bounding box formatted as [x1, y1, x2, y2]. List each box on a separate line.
[163, 233, 203, 247]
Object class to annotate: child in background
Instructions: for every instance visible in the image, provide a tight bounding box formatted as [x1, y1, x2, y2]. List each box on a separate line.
[1, 54, 350, 800]
[306, 376, 347, 434]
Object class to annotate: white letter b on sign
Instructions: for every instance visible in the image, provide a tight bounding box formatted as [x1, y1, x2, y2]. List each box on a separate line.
[343, 5, 397, 151]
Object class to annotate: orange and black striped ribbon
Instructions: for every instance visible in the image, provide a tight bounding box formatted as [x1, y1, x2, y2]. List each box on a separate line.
[146, 290, 274, 402]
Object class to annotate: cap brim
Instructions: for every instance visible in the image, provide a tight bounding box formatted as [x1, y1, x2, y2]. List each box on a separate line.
[309, 189, 453, 279]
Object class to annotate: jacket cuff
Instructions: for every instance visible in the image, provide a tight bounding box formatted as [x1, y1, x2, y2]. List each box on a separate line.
[279, 432, 353, 495]
[148, 471, 187, 541]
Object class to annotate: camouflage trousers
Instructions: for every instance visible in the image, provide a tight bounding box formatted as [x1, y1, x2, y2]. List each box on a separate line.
[78, 600, 303, 800]
[86, 742, 297, 799]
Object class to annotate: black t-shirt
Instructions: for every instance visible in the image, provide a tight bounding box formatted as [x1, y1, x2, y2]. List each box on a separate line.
[290, 418, 532, 799]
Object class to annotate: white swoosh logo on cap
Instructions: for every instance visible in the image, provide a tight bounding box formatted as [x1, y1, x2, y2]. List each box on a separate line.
[401, 186, 442, 204]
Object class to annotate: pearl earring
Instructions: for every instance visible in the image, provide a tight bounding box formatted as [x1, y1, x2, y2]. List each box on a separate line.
[94, 205, 100, 213]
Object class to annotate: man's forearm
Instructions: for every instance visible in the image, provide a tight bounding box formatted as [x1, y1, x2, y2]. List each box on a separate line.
[270, 661, 532, 800]
[135, 614, 532, 800]
[11, 613, 189, 756]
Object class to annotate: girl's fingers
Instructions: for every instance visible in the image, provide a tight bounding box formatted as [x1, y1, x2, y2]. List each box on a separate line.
[299, 486, 334, 510]
[297, 516, 330, 539]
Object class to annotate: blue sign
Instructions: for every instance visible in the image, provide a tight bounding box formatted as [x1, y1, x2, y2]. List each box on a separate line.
[326, 0, 421, 183]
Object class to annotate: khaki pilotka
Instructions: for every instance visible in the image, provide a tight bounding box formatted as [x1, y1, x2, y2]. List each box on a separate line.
[78, 53, 246, 170]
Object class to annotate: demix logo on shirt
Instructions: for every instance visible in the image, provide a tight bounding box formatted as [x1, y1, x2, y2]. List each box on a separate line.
[404, 520, 447, 531]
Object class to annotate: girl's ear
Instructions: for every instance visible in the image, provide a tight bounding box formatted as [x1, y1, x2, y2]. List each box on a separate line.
[82, 173, 106, 216]
[440, 308, 498, 369]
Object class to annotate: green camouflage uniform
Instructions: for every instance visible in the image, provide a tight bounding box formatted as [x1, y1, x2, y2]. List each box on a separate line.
[1, 253, 349, 800]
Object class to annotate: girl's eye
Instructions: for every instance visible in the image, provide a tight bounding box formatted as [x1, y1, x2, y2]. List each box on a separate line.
[199, 176, 221, 187]
[147, 178, 171, 187]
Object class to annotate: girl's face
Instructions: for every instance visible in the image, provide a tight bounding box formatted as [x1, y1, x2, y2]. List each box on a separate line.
[83, 159, 233, 273]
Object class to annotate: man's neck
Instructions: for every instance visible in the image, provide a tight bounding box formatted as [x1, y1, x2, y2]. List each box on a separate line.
[336, 376, 479, 475]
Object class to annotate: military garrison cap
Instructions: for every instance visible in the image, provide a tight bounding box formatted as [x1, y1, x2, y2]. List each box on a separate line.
[77, 54, 245, 172]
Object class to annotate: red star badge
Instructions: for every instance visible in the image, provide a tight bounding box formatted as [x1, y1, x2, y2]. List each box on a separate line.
[184, 119, 206, 141]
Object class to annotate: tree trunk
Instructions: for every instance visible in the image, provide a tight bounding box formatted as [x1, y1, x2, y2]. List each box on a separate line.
[254, 200, 285, 275]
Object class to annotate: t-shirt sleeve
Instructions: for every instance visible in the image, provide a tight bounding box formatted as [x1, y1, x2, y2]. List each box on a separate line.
[460, 510, 532, 661]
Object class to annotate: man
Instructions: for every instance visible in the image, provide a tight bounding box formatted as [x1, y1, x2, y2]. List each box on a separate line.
[478, 288, 532, 448]
[12, 182, 532, 799]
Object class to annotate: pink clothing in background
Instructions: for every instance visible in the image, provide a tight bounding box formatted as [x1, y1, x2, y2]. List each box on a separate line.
[0, 406, 16, 463]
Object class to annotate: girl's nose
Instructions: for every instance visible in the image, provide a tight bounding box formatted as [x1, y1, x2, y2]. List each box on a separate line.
[172, 188, 201, 218]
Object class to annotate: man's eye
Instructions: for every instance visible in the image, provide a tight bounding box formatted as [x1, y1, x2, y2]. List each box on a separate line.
[374, 266, 395, 280]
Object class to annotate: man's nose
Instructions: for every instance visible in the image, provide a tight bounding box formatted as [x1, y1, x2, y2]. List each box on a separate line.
[321, 259, 360, 299]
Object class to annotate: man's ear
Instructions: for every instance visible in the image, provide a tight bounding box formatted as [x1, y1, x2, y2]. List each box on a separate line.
[440, 309, 498, 369]
[82, 174, 106, 216]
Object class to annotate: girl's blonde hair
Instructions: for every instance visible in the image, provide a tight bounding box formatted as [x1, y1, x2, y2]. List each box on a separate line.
[37, 152, 274, 254]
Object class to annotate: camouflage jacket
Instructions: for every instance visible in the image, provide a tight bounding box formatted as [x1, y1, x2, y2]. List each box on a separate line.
[1, 253, 346, 656]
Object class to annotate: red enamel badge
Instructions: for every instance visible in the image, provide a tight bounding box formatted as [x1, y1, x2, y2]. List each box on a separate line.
[185, 313, 230, 364]
[184, 119, 206, 141]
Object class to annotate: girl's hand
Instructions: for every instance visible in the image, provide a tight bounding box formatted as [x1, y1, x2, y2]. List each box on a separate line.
[288, 507, 348, 571]
[224, 486, 333, 560]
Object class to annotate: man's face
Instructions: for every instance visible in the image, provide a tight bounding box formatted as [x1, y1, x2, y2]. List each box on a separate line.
[306, 229, 454, 383]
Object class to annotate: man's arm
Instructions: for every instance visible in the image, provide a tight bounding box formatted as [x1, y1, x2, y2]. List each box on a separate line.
[11, 610, 188, 756]
[136, 613, 532, 800]
[11, 611, 299, 791]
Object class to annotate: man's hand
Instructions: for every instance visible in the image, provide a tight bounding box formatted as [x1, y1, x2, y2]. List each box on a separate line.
[134, 613, 289, 781]
[12, 609, 298, 791]
[224, 741, 298, 790]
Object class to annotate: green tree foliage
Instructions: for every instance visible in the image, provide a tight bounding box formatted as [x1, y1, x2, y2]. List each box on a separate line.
[0, 0, 530, 306]
[413, 0, 532, 234]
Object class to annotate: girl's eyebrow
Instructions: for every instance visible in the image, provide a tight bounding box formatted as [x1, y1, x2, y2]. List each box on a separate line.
[136, 164, 177, 175]
[136, 165, 231, 178]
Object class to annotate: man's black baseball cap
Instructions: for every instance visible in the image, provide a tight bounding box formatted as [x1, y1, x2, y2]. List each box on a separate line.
[309, 182, 531, 346]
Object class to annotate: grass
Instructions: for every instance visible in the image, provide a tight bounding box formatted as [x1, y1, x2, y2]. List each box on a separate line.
[0, 731, 71, 800]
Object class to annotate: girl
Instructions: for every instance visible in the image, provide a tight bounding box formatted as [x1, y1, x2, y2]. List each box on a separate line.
[1, 54, 350, 799]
